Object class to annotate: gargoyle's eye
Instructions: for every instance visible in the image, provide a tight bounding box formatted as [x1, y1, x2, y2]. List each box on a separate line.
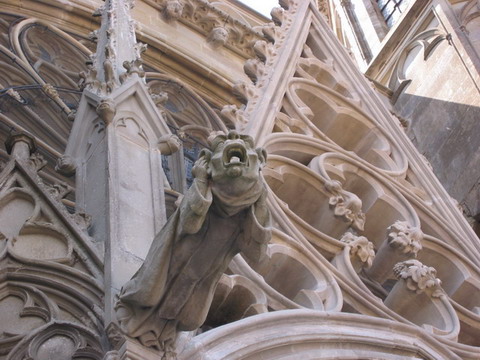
[211, 137, 225, 150]
[240, 135, 254, 148]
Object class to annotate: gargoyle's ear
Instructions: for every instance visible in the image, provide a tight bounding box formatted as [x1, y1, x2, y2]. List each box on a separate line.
[199, 149, 212, 162]
[256, 147, 267, 166]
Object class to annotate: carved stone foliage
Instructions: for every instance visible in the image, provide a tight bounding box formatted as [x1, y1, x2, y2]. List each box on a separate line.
[143, 0, 264, 57]
[324, 179, 366, 231]
[393, 259, 443, 297]
[387, 221, 423, 256]
[225, 0, 478, 352]
[340, 232, 375, 271]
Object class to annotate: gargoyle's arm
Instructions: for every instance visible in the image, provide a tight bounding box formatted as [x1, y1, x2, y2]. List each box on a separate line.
[178, 160, 212, 235]
[238, 187, 272, 263]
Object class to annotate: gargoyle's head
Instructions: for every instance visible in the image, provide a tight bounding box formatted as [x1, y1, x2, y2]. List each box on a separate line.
[200, 130, 267, 205]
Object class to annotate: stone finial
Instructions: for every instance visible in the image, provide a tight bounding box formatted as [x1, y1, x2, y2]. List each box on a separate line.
[84, 0, 144, 94]
[324, 180, 366, 231]
[5, 131, 36, 160]
[340, 232, 375, 271]
[393, 259, 443, 297]
[387, 221, 423, 257]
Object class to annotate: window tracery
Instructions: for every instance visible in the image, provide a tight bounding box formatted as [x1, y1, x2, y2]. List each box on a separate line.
[376, 0, 413, 27]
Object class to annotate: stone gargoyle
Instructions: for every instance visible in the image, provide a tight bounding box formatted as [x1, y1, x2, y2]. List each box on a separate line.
[115, 130, 272, 353]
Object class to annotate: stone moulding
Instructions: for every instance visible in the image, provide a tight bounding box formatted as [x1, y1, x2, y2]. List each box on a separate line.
[178, 310, 462, 360]
[0, 148, 103, 278]
[417, 234, 480, 345]
[5, 321, 106, 360]
[230, 240, 343, 312]
[331, 239, 383, 303]
[205, 273, 269, 328]
[284, 78, 408, 175]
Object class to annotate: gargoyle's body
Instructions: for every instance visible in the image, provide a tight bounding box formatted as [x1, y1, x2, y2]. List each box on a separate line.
[116, 131, 271, 350]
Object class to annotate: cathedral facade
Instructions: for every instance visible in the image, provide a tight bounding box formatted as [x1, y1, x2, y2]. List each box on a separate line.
[0, 0, 479, 359]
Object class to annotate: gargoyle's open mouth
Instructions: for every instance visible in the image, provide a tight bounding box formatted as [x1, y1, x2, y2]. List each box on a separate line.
[223, 143, 247, 166]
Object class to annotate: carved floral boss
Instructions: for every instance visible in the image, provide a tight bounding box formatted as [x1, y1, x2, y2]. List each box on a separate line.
[115, 131, 272, 352]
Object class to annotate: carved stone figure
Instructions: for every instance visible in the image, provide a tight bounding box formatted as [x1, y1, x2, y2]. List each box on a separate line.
[164, 0, 184, 21]
[115, 130, 272, 353]
[207, 27, 229, 48]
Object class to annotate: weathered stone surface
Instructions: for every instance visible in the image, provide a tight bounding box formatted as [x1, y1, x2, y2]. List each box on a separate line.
[1, 0, 480, 358]
[115, 131, 271, 352]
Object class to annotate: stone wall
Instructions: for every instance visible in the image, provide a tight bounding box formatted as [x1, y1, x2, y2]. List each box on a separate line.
[365, 0, 480, 228]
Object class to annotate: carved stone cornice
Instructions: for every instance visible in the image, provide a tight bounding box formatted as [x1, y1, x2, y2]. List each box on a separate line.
[142, 0, 265, 58]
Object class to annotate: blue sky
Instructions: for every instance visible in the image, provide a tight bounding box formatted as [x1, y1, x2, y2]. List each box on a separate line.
[239, 0, 279, 17]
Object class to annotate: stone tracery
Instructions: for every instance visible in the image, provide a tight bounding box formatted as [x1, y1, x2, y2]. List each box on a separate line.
[0, 0, 478, 359]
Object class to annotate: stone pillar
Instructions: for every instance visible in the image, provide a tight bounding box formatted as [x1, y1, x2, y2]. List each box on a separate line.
[5, 131, 36, 161]
[61, 0, 180, 327]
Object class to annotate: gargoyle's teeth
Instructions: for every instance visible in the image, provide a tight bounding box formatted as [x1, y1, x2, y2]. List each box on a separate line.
[227, 148, 245, 163]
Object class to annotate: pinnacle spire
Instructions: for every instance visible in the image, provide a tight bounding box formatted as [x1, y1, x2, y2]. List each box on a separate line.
[81, 0, 146, 94]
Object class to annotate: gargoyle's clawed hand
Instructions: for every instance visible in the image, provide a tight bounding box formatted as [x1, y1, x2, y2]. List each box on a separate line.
[192, 157, 210, 182]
